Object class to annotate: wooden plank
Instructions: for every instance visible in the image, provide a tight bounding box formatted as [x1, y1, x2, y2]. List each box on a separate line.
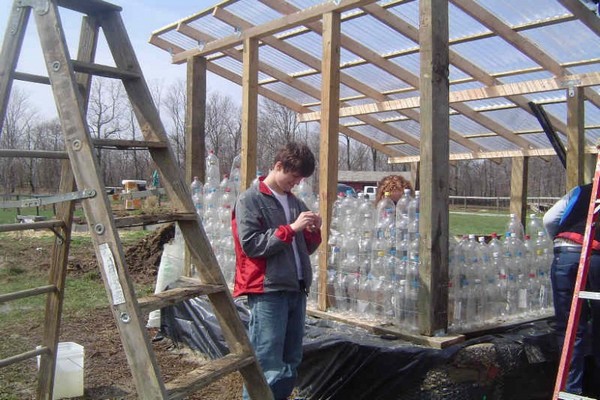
[71, 60, 140, 80]
[185, 56, 206, 185]
[166, 354, 255, 399]
[0, 285, 56, 303]
[0, 149, 68, 159]
[13, 71, 50, 85]
[307, 309, 465, 349]
[298, 72, 600, 121]
[0, 2, 30, 135]
[137, 282, 225, 314]
[56, 0, 122, 14]
[318, 11, 341, 312]
[389, 146, 600, 163]
[418, 0, 449, 336]
[171, 0, 378, 62]
[510, 156, 528, 228]
[92, 138, 167, 149]
[566, 86, 585, 189]
[240, 37, 258, 191]
[0, 346, 49, 369]
[36, 6, 167, 398]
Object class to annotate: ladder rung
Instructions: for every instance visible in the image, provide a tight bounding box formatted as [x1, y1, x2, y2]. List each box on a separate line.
[56, 0, 122, 14]
[558, 391, 596, 400]
[137, 279, 225, 313]
[13, 71, 50, 85]
[578, 291, 600, 301]
[0, 285, 57, 303]
[92, 138, 168, 150]
[114, 213, 196, 229]
[0, 346, 49, 368]
[165, 353, 255, 400]
[0, 220, 65, 233]
[72, 60, 140, 80]
[0, 149, 68, 159]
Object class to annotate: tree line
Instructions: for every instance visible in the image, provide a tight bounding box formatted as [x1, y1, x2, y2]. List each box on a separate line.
[1, 77, 566, 197]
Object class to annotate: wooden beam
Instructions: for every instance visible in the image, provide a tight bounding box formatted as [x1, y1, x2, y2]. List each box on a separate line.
[240, 37, 258, 191]
[510, 156, 528, 228]
[389, 146, 599, 163]
[171, 0, 378, 63]
[299, 72, 600, 121]
[318, 11, 341, 312]
[558, 0, 600, 36]
[418, 0, 449, 336]
[566, 86, 585, 189]
[185, 56, 206, 185]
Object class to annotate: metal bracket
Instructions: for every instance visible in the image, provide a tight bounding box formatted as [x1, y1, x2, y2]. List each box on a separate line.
[561, 79, 581, 98]
[16, 0, 49, 15]
[0, 189, 96, 209]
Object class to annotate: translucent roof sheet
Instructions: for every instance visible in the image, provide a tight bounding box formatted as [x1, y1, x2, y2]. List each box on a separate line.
[151, 0, 600, 163]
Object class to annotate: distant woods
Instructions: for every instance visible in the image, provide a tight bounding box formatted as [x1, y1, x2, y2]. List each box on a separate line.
[1, 78, 565, 197]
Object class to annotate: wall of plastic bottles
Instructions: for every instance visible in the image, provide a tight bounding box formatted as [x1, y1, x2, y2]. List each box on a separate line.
[190, 152, 554, 333]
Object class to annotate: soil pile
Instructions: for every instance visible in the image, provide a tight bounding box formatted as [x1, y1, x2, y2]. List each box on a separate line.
[125, 223, 175, 285]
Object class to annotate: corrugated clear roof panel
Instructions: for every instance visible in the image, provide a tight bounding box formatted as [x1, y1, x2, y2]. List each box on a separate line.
[340, 83, 363, 99]
[161, 31, 199, 51]
[450, 114, 490, 135]
[585, 100, 600, 126]
[391, 53, 420, 76]
[260, 46, 315, 74]
[449, 65, 472, 81]
[188, 15, 238, 40]
[480, 108, 543, 132]
[521, 89, 565, 106]
[226, 0, 283, 26]
[477, 0, 568, 26]
[525, 133, 553, 149]
[471, 136, 521, 152]
[388, 119, 421, 138]
[386, 1, 419, 31]
[297, 74, 321, 91]
[536, 102, 567, 125]
[448, 2, 490, 40]
[343, 64, 411, 93]
[451, 36, 540, 74]
[389, 89, 420, 100]
[262, 81, 316, 105]
[568, 64, 600, 75]
[586, 128, 600, 146]
[522, 21, 600, 64]
[496, 70, 554, 84]
[284, 31, 323, 62]
[342, 14, 417, 54]
[460, 98, 516, 112]
[212, 57, 243, 77]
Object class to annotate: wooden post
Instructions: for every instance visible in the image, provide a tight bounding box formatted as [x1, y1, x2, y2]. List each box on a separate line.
[240, 37, 258, 191]
[510, 156, 528, 227]
[318, 11, 340, 311]
[566, 86, 584, 189]
[418, 0, 449, 336]
[184, 55, 206, 277]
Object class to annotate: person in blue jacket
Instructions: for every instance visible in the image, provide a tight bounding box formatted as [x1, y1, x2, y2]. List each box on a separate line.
[544, 183, 600, 396]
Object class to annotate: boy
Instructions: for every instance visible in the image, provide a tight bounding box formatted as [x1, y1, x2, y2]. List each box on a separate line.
[232, 142, 322, 400]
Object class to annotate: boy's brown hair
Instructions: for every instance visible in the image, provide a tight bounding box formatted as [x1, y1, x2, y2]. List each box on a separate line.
[274, 142, 316, 178]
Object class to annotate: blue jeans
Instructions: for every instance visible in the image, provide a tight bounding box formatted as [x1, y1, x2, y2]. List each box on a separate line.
[243, 291, 306, 400]
[551, 249, 600, 394]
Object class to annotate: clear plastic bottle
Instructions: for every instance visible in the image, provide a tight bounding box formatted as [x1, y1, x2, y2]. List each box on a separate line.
[527, 213, 546, 238]
[506, 213, 525, 241]
[205, 150, 220, 190]
[190, 176, 204, 218]
[229, 154, 241, 196]
[406, 233, 420, 332]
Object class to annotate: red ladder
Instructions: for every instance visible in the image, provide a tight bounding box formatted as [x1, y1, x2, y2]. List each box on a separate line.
[553, 153, 600, 400]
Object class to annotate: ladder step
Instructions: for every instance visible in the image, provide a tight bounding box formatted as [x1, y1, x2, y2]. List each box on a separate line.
[14, 71, 50, 85]
[137, 278, 226, 314]
[92, 138, 168, 150]
[0, 148, 68, 159]
[0, 219, 64, 233]
[0, 346, 49, 368]
[165, 353, 255, 400]
[56, 0, 122, 14]
[114, 212, 196, 229]
[557, 391, 596, 400]
[578, 291, 600, 301]
[72, 60, 140, 80]
[0, 285, 57, 303]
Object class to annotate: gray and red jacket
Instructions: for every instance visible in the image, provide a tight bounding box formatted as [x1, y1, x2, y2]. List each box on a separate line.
[232, 178, 321, 297]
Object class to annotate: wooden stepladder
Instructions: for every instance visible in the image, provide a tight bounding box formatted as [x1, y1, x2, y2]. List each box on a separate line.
[553, 151, 600, 400]
[0, 0, 272, 399]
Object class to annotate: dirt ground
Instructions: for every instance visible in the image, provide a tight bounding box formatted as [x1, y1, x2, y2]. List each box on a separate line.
[1, 224, 244, 399]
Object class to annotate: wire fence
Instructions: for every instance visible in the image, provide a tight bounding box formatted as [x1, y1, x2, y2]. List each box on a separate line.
[449, 195, 560, 213]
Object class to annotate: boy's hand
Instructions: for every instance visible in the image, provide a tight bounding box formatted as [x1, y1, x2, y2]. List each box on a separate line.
[291, 211, 321, 232]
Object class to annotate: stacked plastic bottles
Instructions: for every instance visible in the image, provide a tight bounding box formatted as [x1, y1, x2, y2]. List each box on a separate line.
[448, 214, 553, 331]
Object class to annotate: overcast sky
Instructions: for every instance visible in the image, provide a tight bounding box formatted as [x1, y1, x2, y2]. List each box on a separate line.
[0, 0, 241, 119]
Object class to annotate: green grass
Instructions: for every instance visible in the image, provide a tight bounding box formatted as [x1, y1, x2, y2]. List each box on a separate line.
[449, 209, 544, 239]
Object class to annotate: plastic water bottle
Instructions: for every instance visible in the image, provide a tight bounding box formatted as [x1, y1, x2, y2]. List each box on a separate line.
[190, 176, 204, 217]
[205, 150, 220, 189]
[527, 213, 547, 238]
[506, 213, 525, 241]
[230, 154, 241, 195]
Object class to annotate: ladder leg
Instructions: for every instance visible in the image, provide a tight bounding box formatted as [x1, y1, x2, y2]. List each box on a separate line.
[33, 4, 167, 398]
[37, 161, 76, 400]
[0, 1, 30, 134]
